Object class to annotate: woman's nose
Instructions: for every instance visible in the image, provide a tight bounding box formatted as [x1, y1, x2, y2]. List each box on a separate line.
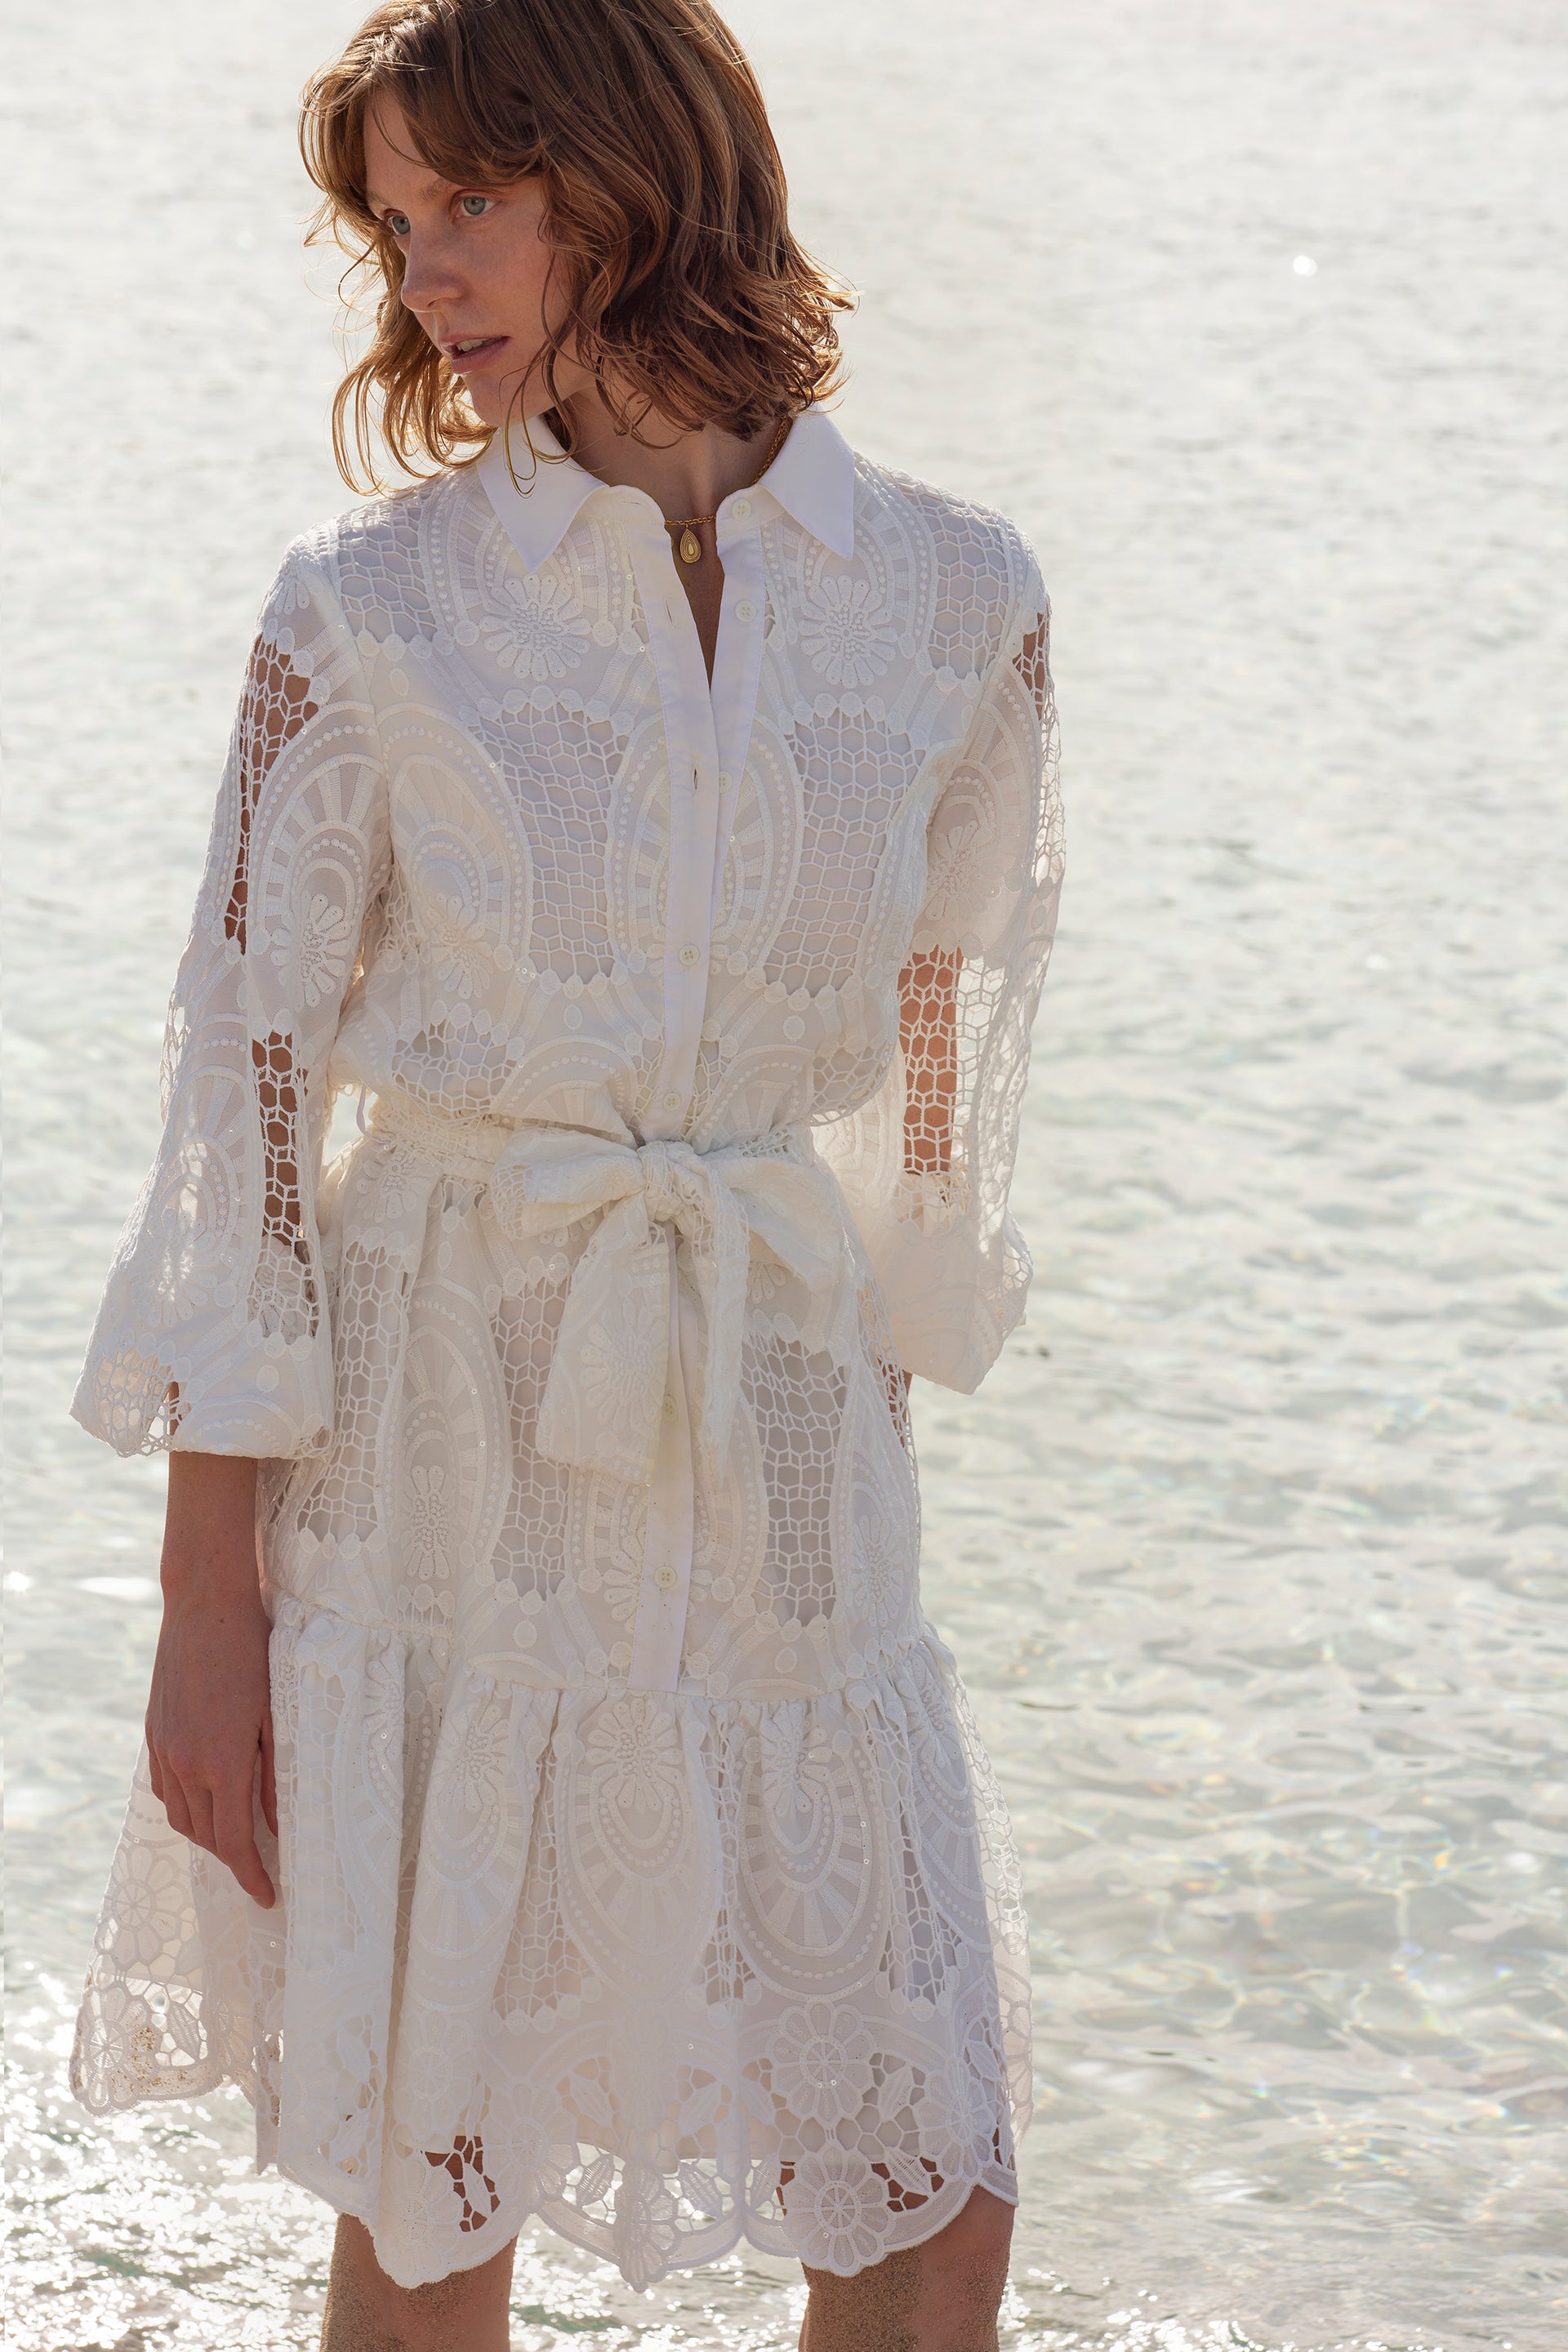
[399, 234, 466, 318]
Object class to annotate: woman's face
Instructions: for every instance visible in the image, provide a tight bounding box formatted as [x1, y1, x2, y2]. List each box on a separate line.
[363, 100, 592, 428]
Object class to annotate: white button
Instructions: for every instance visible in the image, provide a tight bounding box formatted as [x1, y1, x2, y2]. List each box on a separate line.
[678, 942, 701, 968]
[732, 499, 751, 521]
[654, 1566, 678, 1592]
[719, 772, 733, 791]
[662, 1091, 682, 1111]
[662, 1394, 679, 1422]
[734, 600, 755, 621]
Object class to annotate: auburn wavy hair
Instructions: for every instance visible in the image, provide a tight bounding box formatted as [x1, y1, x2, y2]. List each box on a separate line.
[300, 0, 851, 489]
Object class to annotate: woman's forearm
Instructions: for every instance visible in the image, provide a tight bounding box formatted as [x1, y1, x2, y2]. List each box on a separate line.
[161, 1450, 261, 1593]
[898, 946, 961, 1175]
[148, 1451, 277, 1906]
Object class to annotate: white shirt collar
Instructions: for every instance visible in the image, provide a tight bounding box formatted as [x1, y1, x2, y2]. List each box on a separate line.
[477, 405, 856, 572]
[759, 408, 857, 560]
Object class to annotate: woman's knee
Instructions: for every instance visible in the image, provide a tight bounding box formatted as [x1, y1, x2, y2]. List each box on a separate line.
[916, 2188, 1014, 2348]
[932, 2184, 1014, 2273]
[320, 2216, 516, 2352]
[800, 2188, 1014, 2352]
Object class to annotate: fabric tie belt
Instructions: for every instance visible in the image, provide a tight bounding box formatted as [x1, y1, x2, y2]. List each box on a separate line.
[364, 1096, 847, 1488]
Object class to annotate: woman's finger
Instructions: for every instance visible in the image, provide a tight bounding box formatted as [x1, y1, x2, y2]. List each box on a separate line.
[176, 1771, 217, 1860]
[211, 1772, 276, 1909]
[156, 1762, 195, 1846]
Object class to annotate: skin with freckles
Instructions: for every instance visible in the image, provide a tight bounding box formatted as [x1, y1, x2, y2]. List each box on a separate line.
[803, 2248, 924, 2352]
[321, 2218, 516, 2352]
[799, 2187, 1014, 2352]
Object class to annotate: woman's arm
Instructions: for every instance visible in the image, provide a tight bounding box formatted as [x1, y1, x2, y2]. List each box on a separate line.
[899, 945, 962, 1176]
[75, 550, 391, 1898]
[145, 1450, 277, 1908]
[72, 544, 390, 1461]
[893, 945, 964, 1396]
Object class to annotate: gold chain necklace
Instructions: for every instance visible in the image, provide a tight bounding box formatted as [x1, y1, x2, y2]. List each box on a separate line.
[663, 413, 794, 566]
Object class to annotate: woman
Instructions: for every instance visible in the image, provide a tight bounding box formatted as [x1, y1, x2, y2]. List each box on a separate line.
[69, 2, 1062, 2344]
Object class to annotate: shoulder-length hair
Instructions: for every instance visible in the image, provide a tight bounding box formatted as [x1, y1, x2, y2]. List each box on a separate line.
[300, 0, 851, 489]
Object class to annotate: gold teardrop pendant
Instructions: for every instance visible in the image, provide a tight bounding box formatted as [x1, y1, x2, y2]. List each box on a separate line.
[678, 527, 702, 565]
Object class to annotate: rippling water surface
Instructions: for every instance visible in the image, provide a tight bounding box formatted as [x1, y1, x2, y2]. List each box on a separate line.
[7, 1, 1566, 2345]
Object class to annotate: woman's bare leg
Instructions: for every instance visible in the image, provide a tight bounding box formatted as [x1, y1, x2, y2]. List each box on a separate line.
[798, 2185, 1014, 2352]
[319, 2216, 516, 2352]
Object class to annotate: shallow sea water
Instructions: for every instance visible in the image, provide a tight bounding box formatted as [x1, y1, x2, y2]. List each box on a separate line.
[6, 1, 1566, 2345]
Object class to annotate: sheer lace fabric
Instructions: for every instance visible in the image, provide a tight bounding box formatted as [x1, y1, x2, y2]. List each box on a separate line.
[70, 412, 1063, 2290]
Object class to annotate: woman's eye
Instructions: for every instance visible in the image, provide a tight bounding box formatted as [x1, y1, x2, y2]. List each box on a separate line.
[385, 212, 411, 238]
[460, 195, 494, 219]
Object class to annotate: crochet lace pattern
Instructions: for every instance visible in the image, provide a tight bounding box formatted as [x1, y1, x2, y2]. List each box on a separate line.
[70, 434, 1062, 2292]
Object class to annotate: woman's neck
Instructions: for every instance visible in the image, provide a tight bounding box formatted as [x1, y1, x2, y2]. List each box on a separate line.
[556, 395, 786, 523]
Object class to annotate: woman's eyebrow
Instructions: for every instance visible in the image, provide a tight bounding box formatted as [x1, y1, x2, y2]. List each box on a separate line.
[364, 172, 453, 212]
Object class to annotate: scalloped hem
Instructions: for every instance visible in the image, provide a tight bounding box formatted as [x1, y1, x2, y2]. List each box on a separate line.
[274, 2143, 1020, 2292]
[72, 1601, 1032, 2290]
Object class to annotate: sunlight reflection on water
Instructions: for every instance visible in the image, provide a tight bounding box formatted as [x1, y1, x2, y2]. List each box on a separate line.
[7, 0, 1565, 2345]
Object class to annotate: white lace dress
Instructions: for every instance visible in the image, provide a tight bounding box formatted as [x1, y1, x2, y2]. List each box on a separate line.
[69, 409, 1063, 2292]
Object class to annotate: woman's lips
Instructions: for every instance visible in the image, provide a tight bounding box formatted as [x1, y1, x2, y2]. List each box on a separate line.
[443, 334, 509, 374]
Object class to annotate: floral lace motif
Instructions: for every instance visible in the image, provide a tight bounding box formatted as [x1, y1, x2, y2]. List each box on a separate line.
[70, 442, 1062, 2292]
[799, 575, 898, 686]
[480, 564, 590, 679]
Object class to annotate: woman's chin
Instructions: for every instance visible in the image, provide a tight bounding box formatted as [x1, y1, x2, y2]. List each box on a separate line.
[456, 359, 530, 431]
[462, 384, 506, 429]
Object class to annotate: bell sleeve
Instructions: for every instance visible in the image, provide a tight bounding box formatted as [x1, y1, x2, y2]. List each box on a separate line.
[71, 543, 390, 1458]
[819, 552, 1064, 1391]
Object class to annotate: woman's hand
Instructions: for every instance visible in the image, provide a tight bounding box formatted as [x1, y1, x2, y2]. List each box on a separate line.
[146, 1452, 278, 1909]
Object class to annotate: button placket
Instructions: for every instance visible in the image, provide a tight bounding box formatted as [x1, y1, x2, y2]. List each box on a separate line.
[618, 509, 773, 1694]
[707, 528, 770, 925]
[622, 523, 722, 1137]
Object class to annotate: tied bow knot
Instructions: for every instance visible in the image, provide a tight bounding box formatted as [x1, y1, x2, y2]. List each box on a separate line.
[485, 1127, 844, 1487]
[633, 1139, 695, 1233]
